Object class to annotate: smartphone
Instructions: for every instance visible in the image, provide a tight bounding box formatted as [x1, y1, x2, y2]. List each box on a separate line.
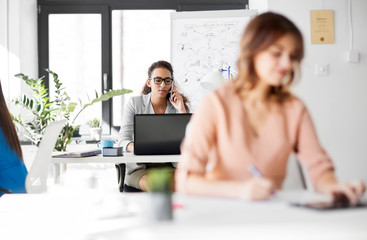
[169, 81, 174, 100]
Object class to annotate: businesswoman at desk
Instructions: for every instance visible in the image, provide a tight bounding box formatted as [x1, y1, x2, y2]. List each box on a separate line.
[118, 60, 189, 192]
[175, 12, 365, 203]
[0, 82, 28, 196]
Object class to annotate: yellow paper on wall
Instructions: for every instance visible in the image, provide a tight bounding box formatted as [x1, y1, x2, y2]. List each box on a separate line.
[310, 10, 334, 44]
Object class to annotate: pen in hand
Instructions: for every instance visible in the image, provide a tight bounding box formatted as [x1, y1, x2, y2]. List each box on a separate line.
[248, 164, 277, 199]
[248, 164, 263, 178]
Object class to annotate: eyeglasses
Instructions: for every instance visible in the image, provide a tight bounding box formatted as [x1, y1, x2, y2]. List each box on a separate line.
[149, 77, 174, 85]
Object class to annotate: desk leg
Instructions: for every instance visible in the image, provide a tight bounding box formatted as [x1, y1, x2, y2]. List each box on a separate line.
[54, 163, 67, 184]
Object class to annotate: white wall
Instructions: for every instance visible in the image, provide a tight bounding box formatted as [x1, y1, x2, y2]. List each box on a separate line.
[0, 0, 9, 96]
[0, 0, 38, 101]
[250, 0, 367, 183]
[19, 0, 38, 79]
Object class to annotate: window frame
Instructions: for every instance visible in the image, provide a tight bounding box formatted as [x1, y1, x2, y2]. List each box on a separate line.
[38, 4, 112, 133]
[37, 0, 248, 134]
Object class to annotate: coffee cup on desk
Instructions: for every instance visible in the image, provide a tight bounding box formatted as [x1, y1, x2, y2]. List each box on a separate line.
[97, 140, 114, 154]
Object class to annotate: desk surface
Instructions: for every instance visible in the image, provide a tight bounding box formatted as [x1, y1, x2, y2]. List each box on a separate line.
[1, 190, 366, 240]
[51, 152, 180, 164]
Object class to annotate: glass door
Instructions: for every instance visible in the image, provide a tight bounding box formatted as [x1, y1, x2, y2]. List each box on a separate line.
[38, 5, 111, 134]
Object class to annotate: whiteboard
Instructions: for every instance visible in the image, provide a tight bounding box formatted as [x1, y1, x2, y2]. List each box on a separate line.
[171, 9, 257, 111]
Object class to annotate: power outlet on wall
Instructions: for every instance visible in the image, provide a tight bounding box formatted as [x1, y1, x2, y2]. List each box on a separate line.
[315, 64, 329, 76]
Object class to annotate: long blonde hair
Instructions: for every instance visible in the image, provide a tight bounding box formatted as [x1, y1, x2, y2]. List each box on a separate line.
[235, 12, 304, 103]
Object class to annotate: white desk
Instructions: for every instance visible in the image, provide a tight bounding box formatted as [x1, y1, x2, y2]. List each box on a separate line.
[51, 153, 180, 183]
[118, 192, 367, 240]
[1, 190, 366, 240]
[51, 153, 180, 164]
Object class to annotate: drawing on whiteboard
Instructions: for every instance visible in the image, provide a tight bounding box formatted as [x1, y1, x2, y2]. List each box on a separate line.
[171, 11, 255, 111]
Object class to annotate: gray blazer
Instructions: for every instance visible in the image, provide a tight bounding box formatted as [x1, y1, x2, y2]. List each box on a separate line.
[117, 93, 177, 189]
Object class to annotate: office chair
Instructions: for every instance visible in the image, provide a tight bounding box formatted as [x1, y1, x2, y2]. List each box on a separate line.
[282, 153, 308, 190]
[116, 163, 143, 192]
[116, 163, 125, 192]
[25, 120, 66, 193]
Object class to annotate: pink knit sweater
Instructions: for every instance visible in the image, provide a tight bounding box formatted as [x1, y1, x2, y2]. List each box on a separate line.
[175, 82, 334, 193]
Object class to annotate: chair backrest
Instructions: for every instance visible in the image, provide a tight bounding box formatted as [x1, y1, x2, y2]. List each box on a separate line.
[282, 153, 308, 190]
[25, 120, 66, 193]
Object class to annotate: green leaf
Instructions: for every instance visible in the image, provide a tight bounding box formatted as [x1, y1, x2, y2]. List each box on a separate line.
[36, 104, 41, 112]
[12, 70, 132, 151]
[67, 102, 77, 112]
[86, 89, 132, 107]
[45, 102, 53, 108]
[72, 88, 132, 123]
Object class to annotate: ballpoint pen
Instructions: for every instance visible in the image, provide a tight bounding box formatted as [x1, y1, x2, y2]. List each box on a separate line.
[248, 164, 278, 198]
[247, 164, 263, 178]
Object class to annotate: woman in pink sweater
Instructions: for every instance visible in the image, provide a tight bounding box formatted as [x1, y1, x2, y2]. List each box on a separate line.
[175, 12, 365, 203]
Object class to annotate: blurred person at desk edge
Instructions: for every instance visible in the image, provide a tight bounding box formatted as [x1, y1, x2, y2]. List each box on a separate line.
[0, 81, 28, 196]
[175, 12, 366, 203]
[118, 60, 189, 192]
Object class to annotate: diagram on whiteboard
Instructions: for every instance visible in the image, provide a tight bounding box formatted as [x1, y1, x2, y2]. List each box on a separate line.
[171, 10, 256, 111]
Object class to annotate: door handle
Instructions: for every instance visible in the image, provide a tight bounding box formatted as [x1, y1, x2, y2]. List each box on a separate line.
[103, 73, 108, 93]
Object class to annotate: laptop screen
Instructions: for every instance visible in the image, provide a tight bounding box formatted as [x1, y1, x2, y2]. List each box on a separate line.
[134, 113, 192, 155]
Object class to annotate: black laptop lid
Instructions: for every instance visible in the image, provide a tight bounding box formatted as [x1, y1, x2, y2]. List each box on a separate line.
[134, 114, 192, 155]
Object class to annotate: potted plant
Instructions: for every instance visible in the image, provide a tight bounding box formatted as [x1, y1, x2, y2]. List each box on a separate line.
[147, 168, 174, 221]
[87, 118, 102, 141]
[11, 69, 132, 151]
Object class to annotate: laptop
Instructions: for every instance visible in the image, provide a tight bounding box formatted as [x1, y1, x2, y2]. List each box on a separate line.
[26, 120, 66, 193]
[134, 114, 192, 155]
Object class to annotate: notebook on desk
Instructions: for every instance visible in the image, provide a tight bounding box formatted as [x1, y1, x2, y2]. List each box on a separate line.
[52, 149, 101, 158]
[134, 114, 192, 155]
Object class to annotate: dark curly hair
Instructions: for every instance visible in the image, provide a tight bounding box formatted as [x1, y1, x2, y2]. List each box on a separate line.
[142, 60, 190, 112]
